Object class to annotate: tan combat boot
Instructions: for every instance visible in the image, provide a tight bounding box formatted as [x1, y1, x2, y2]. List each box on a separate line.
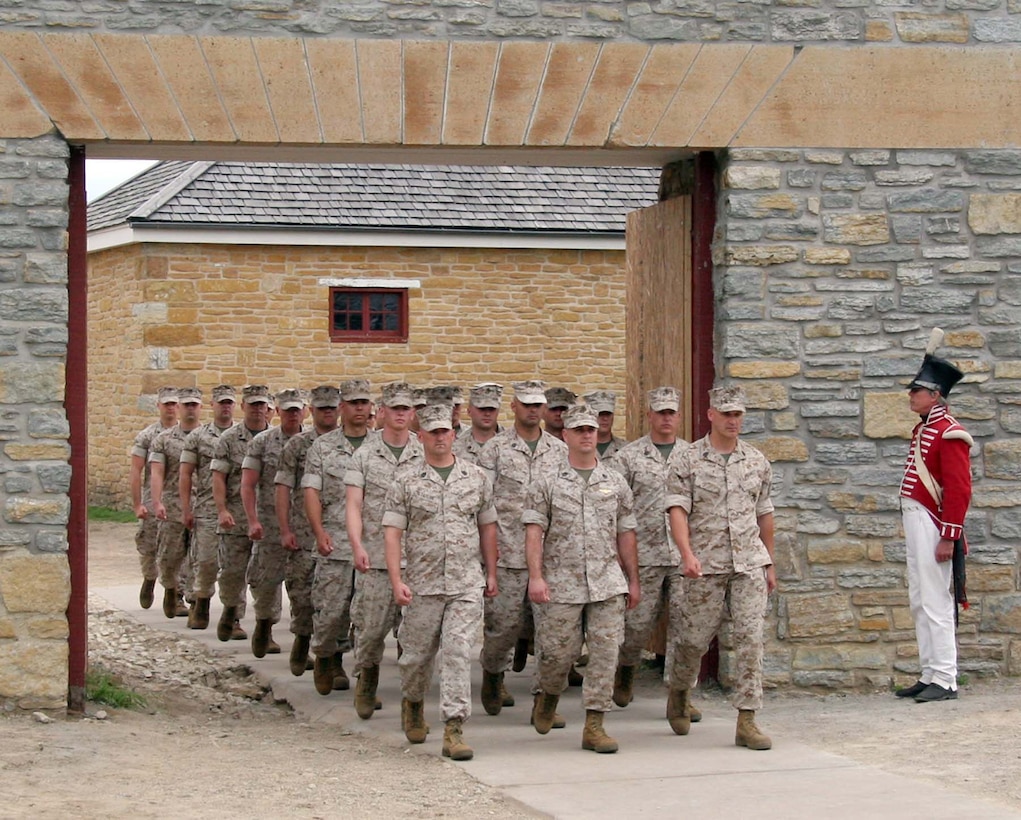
[690, 701, 703, 723]
[332, 653, 350, 690]
[735, 710, 771, 750]
[442, 718, 474, 761]
[289, 635, 311, 677]
[162, 587, 178, 619]
[139, 578, 156, 610]
[531, 692, 560, 735]
[175, 592, 190, 618]
[313, 655, 334, 696]
[354, 664, 380, 720]
[402, 698, 428, 744]
[612, 665, 635, 708]
[498, 677, 515, 708]
[230, 619, 247, 640]
[216, 605, 236, 642]
[666, 687, 691, 736]
[191, 598, 210, 630]
[266, 630, 280, 654]
[582, 710, 618, 754]
[252, 618, 272, 658]
[481, 670, 503, 715]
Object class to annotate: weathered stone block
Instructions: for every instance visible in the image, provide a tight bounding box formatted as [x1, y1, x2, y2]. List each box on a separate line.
[742, 382, 789, 409]
[720, 245, 799, 266]
[723, 166, 780, 190]
[863, 392, 914, 439]
[894, 12, 969, 43]
[968, 564, 1017, 593]
[728, 361, 801, 378]
[806, 537, 867, 563]
[826, 492, 899, 513]
[751, 436, 808, 462]
[0, 362, 65, 404]
[845, 516, 900, 538]
[0, 289, 68, 323]
[3, 443, 71, 461]
[804, 248, 851, 265]
[793, 645, 887, 670]
[785, 592, 856, 637]
[980, 595, 1021, 633]
[791, 670, 854, 688]
[973, 486, 1021, 508]
[727, 193, 802, 219]
[27, 410, 68, 439]
[723, 324, 800, 358]
[143, 325, 204, 347]
[0, 641, 68, 707]
[0, 554, 70, 613]
[822, 214, 890, 245]
[23, 254, 66, 284]
[815, 442, 877, 464]
[3, 497, 69, 526]
[795, 512, 840, 534]
[985, 440, 1021, 480]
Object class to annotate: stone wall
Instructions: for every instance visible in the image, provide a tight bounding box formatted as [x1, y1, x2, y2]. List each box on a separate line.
[0, 134, 72, 709]
[87, 241, 628, 507]
[713, 147, 1021, 689]
[1, 0, 1019, 44]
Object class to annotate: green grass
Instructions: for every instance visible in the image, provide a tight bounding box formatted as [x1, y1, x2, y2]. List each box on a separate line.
[86, 669, 147, 710]
[87, 505, 136, 523]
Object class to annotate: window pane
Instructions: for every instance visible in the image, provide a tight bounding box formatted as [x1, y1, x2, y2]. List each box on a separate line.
[383, 294, 399, 312]
[349, 313, 363, 331]
[383, 314, 398, 331]
[369, 293, 384, 311]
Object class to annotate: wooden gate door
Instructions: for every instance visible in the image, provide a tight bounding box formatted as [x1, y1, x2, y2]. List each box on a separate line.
[625, 196, 694, 441]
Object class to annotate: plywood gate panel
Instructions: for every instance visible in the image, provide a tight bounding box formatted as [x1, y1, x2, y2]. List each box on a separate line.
[625, 196, 693, 442]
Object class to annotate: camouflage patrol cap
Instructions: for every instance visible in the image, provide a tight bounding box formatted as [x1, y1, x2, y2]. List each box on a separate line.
[412, 388, 430, 408]
[426, 385, 462, 405]
[211, 384, 235, 403]
[512, 380, 547, 404]
[563, 403, 598, 429]
[339, 379, 372, 402]
[418, 403, 454, 432]
[648, 386, 681, 412]
[310, 385, 340, 408]
[545, 387, 577, 410]
[157, 386, 179, 405]
[709, 385, 747, 413]
[382, 381, 415, 408]
[469, 383, 503, 409]
[275, 388, 305, 411]
[242, 384, 272, 404]
[583, 390, 616, 414]
[178, 386, 203, 405]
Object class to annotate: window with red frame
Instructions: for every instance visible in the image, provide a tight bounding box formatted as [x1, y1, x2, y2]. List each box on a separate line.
[329, 287, 408, 343]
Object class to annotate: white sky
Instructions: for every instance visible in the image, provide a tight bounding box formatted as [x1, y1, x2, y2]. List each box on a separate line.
[85, 159, 157, 202]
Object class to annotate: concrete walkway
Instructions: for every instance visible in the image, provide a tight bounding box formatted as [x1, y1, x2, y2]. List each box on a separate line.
[95, 583, 1021, 820]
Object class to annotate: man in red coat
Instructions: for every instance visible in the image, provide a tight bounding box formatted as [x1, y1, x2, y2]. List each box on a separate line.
[897, 332, 973, 703]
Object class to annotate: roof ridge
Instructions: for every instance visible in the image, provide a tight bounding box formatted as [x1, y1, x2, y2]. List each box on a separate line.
[127, 160, 217, 221]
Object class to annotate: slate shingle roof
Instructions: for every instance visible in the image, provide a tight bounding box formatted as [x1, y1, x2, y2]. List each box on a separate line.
[87, 162, 662, 235]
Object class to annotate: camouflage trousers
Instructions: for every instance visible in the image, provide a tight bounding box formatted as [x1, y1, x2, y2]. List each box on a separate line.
[619, 565, 681, 667]
[535, 595, 625, 712]
[479, 566, 530, 674]
[310, 558, 354, 658]
[156, 519, 190, 592]
[217, 532, 252, 619]
[247, 531, 286, 623]
[191, 514, 220, 600]
[285, 544, 316, 637]
[351, 568, 398, 672]
[670, 570, 767, 712]
[135, 515, 159, 580]
[397, 587, 483, 723]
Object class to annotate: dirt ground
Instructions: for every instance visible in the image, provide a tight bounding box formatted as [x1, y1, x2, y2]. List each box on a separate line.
[2, 521, 1020, 818]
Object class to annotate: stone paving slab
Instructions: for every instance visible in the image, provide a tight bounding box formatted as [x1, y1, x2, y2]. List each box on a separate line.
[94, 583, 1021, 820]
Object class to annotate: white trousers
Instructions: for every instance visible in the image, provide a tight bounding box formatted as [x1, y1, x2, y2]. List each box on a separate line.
[902, 498, 958, 690]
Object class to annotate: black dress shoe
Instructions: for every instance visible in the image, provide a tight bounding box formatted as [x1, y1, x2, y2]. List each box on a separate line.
[914, 683, 958, 702]
[895, 680, 927, 698]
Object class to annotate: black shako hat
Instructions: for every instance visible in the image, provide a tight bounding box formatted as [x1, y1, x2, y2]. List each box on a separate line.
[909, 354, 964, 397]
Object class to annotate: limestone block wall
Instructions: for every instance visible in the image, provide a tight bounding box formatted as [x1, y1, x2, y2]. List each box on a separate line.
[713, 147, 1021, 689]
[0, 134, 72, 709]
[1, 0, 1019, 44]
[87, 242, 628, 507]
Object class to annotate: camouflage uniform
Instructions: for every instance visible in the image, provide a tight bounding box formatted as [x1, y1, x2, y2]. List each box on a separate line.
[274, 428, 321, 637]
[522, 459, 637, 711]
[131, 419, 173, 582]
[344, 432, 423, 672]
[477, 428, 566, 675]
[149, 425, 192, 592]
[244, 424, 300, 623]
[664, 434, 774, 711]
[382, 458, 497, 722]
[609, 435, 690, 667]
[452, 427, 488, 465]
[212, 422, 267, 618]
[181, 421, 233, 599]
[302, 427, 363, 658]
